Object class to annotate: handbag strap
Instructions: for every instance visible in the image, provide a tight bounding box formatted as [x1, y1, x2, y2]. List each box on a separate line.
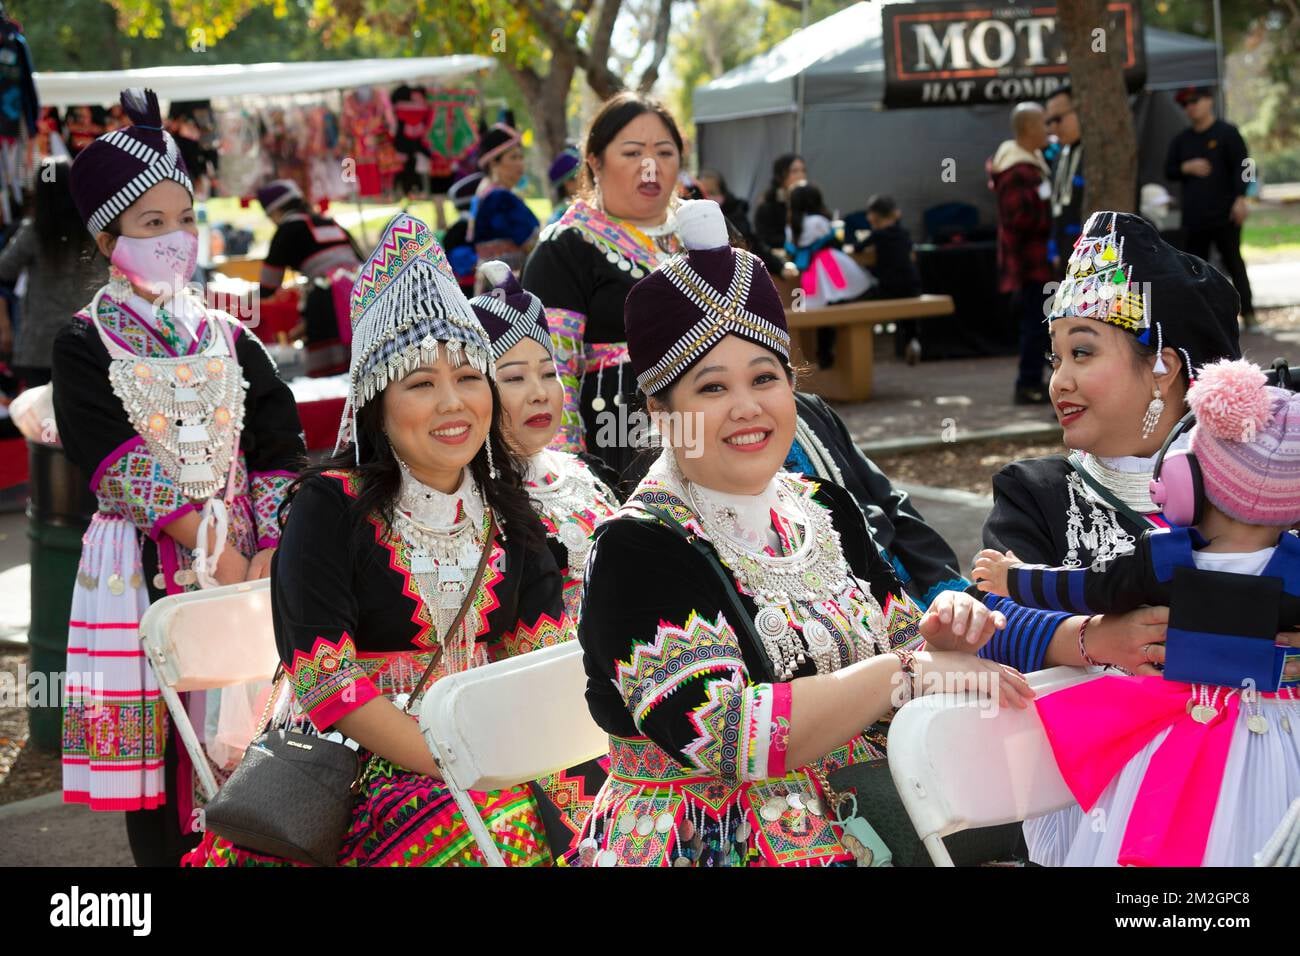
[254, 512, 499, 733]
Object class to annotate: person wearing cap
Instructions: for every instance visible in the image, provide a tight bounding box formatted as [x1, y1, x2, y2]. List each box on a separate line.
[442, 170, 484, 296]
[521, 92, 687, 480]
[186, 214, 574, 867]
[53, 89, 305, 866]
[546, 146, 582, 225]
[974, 360, 1300, 866]
[467, 118, 540, 274]
[470, 259, 620, 850]
[571, 200, 1031, 868]
[256, 178, 363, 375]
[1165, 85, 1254, 325]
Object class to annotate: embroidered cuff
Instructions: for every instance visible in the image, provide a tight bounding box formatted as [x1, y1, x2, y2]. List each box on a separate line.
[491, 611, 576, 661]
[614, 611, 746, 728]
[287, 633, 380, 730]
[250, 470, 295, 547]
[92, 436, 195, 540]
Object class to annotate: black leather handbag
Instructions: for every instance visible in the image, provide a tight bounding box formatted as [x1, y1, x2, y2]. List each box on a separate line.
[204, 515, 497, 866]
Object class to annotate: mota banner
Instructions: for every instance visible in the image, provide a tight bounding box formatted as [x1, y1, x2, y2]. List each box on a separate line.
[882, 0, 1146, 108]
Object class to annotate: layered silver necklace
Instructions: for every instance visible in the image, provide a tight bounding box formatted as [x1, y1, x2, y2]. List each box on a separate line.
[391, 461, 488, 670]
[659, 453, 885, 679]
[526, 449, 616, 569]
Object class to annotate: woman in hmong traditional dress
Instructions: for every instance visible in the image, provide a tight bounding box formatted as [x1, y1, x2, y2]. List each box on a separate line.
[573, 200, 1032, 868]
[970, 211, 1300, 866]
[55, 88, 304, 867]
[184, 213, 575, 867]
[469, 260, 620, 848]
[468, 120, 540, 275]
[520, 92, 686, 482]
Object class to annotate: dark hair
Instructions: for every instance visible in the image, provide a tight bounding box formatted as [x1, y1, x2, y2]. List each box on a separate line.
[282, 375, 546, 552]
[763, 154, 803, 205]
[275, 197, 309, 217]
[787, 182, 829, 245]
[1046, 81, 1073, 104]
[697, 168, 728, 196]
[582, 92, 685, 195]
[866, 194, 898, 218]
[1125, 332, 1189, 389]
[33, 159, 94, 264]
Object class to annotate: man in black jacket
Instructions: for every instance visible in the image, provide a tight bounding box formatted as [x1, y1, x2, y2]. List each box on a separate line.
[1165, 86, 1254, 323]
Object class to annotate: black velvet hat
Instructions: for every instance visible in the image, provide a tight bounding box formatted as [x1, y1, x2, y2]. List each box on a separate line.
[624, 200, 789, 395]
[1048, 211, 1241, 380]
[470, 260, 553, 363]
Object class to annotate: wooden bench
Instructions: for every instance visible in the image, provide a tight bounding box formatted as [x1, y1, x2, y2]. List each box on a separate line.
[775, 281, 955, 400]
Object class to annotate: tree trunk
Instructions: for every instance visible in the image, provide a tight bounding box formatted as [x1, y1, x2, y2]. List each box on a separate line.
[504, 51, 578, 165]
[636, 0, 675, 92]
[1057, 0, 1138, 214]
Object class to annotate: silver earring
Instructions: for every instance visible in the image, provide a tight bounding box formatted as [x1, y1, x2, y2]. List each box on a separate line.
[107, 264, 132, 303]
[485, 438, 499, 481]
[1141, 387, 1165, 440]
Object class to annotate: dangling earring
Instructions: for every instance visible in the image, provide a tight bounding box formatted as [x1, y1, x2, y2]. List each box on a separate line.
[485, 436, 499, 481]
[592, 176, 603, 212]
[1141, 386, 1165, 440]
[108, 263, 132, 303]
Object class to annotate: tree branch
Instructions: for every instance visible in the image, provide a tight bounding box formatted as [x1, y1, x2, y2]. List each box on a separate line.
[636, 0, 674, 92]
[586, 0, 626, 98]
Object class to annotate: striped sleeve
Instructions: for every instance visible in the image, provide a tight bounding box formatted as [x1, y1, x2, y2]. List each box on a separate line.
[976, 593, 1071, 674]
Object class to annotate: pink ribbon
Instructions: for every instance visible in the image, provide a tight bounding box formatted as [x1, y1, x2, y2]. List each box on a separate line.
[1035, 675, 1240, 867]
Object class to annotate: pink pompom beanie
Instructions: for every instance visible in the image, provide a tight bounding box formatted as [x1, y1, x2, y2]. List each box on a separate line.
[1188, 358, 1300, 525]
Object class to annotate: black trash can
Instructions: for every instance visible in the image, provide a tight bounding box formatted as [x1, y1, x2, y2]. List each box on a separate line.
[26, 441, 96, 752]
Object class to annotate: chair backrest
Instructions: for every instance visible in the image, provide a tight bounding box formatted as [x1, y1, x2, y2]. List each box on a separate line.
[887, 666, 1100, 842]
[138, 579, 279, 691]
[418, 640, 608, 792]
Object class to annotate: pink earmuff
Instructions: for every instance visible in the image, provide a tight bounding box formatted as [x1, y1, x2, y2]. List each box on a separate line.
[1149, 450, 1201, 526]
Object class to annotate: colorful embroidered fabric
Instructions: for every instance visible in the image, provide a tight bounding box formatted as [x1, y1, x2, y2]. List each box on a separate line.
[551, 199, 674, 279]
[185, 756, 551, 868]
[545, 307, 587, 452]
[1049, 223, 1148, 337]
[249, 470, 294, 548]
[285, 632, 381, 729]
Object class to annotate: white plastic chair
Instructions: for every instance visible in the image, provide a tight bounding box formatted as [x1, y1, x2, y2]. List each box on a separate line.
[418, 640, 608, 866]
[887, 665, 1101, 866]
[138, 579, 280, 801]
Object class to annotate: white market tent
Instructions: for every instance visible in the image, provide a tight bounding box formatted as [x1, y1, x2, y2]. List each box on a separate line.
[34, 55, 496, 107]
[694, 1, 1219, 233]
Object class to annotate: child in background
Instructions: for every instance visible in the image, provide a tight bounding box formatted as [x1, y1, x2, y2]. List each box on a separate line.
[783, 182, 872, 366]
[973, 357, 1300, 867]
[858, 195, 924, 363]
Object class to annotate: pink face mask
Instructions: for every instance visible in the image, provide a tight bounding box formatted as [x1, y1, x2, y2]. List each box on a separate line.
[111, 230, 199, 297]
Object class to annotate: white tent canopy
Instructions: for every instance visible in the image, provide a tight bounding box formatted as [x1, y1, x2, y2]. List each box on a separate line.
[34, 55, 495, 107]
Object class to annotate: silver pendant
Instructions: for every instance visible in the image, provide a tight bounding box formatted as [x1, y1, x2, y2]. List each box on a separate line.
[734, 822, 752, 843]
[635, 814, 655, 837]
[807, 797, 824, 817]
[613, 393, 624, 406]
[654, 812, 674, 835]
[107, 574, 126, 596]
[1247, 714, 1269, 735]
[597, 849, 619, 868]
[786, 792, 804, 811]
[558, 521, 588, 553]
[673, 855, 693, 867]
[760, 798, 785, 822]
[1192, 704, 1216, 724]
[679, 818, 695, 841]
[129, 573, 143, 590]
[153, 573, 167, 590]
[616, 812, 636, 836]
[590, 396, 607, 412]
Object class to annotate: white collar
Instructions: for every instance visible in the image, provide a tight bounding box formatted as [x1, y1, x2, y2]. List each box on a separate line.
[678, 461, 802, 554]
[1096, 430, 1192, 475]
[126, 291, 207, 339]
[525, 448, 567, 485]
[396, 465, 484, 531]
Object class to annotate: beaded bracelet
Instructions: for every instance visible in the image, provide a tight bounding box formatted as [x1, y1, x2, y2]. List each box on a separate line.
[892, 648, 918, 705]
[1077, 614, 1105, 668]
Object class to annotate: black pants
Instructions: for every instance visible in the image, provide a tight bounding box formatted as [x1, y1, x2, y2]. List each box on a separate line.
[1184, 222, 1253, 316]
[123, 722, 201, 867]
[1015, 282, 1051, 389]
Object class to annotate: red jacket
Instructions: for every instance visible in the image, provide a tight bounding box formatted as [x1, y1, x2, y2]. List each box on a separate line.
[990, 144, 1052, 294]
